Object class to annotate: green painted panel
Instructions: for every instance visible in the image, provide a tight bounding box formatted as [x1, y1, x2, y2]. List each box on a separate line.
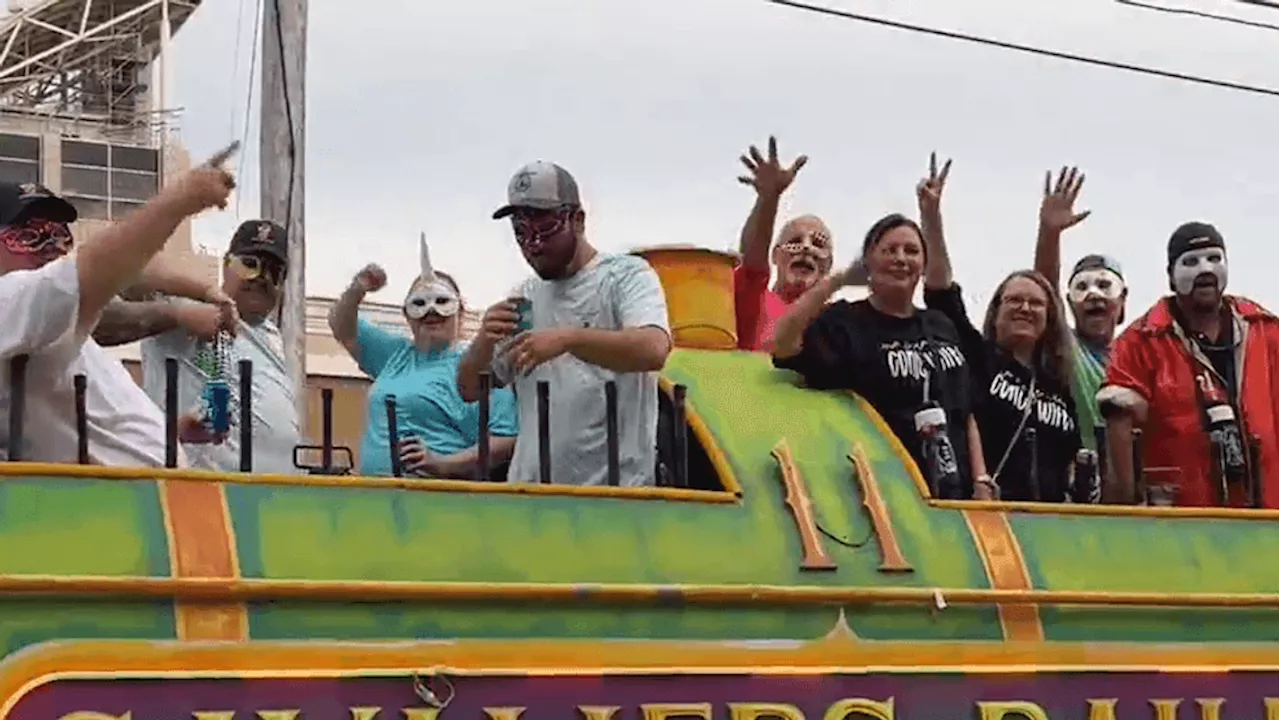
[248, 603, 840, 642]
[229, 350, 1000, 642]
[0, 600, 175, 657]
[0, 477, 170, 577]
[1010, 512, 1279, 642]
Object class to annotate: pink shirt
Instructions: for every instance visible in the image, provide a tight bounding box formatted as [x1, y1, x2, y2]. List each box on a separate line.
[734, 264, 791, 351]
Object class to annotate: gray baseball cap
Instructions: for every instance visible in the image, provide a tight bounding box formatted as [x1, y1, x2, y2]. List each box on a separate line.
[492, 161, 581, 220]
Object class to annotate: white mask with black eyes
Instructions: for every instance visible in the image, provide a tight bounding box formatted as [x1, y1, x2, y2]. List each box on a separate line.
[1171, 247, 1228, 296]
[404, 234, 460, 320]
[1068, 268, 1125, 306]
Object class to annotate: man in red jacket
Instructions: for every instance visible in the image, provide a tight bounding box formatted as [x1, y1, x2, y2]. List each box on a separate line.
[1099, 222, 1278, 508]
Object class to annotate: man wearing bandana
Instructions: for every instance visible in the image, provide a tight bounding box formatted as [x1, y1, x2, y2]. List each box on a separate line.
[731, 136, 835, 351]
[128, 220, 302, 473]
[458, 161, 672, 487]
[1098, 222, 1278, 508]
[0, 156, 237, 465]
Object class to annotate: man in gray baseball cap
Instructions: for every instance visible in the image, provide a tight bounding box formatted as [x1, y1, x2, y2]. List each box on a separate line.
[459, 160, 673, 487]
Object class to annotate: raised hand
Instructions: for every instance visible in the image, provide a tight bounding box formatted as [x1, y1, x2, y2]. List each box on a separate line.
[737, 136, 808, 199]
[353, 263, 387, 293]
[170, 142, 239, 215]
[1039, 166, 1090, 234]
[916, 151, 952, 217]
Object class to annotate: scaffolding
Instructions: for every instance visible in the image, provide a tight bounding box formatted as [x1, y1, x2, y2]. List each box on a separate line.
[0, 0, 198, 138]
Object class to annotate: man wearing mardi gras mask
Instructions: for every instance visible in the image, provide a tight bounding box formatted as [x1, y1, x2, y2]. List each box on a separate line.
[1032, 166, 1128, 451]
[0, 156, 236, 465]
[732, 136, 837, 351]
[458, 161, 672, 487]
[1098, 222, 1278, 508]
[129, 219, 302, 473]
[329, 237, 518, 479]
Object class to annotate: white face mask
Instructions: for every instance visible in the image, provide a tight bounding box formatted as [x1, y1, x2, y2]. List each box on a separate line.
[405, 283, 460, 320]
[1171, 247, 1228, 296]
[404, 232, 460, 320]
[1068, 268, 1125, 306]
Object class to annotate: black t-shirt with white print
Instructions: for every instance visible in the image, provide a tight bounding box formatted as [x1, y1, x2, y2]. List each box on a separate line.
[924, 284, 1081, 502]
[773, 299, 975, 499]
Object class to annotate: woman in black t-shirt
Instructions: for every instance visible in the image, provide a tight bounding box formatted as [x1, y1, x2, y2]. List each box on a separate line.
[772, 212, 990, 500]
[915, 153, 1084, 502]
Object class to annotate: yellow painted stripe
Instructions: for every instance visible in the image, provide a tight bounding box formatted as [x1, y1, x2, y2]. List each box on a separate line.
[158, 479, 248, 641]
[964, 509, 1045, 642]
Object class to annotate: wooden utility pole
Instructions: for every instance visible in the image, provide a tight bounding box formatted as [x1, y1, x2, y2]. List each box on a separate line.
[260, 0, 309, 430]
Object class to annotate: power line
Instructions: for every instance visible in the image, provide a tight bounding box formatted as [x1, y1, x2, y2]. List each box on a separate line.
[1116, 0, 1279, 29]
[1232, 0, 1278, 9]
[769, 0, 1279, 96]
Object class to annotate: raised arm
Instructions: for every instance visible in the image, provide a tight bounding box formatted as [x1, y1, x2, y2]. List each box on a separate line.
[328, 263, 386, 358]
[736, 136, 808, 270]
[75, 144, 237, 332]
[1032, 166, 1090, 289]
[772, 262, 859, 360]
[917, 152, 955, 291]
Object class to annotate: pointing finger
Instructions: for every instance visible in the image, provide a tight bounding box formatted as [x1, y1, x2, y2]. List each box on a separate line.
[767, 135, 778, 164]
[938, 158, 952, 185]
[928, 151, 937, 179]
[205, 140, 241, 168]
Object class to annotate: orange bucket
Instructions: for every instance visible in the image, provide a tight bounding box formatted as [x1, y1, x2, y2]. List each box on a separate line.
[632, 245, 739, 351]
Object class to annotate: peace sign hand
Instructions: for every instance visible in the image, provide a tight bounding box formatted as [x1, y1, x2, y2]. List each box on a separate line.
[1039, 166, 1090, 234]
[916, 151, 952, 217]
[737, 135, 808, 200]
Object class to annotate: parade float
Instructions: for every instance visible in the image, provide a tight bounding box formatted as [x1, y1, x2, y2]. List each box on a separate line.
[0, 247, 1275, 719]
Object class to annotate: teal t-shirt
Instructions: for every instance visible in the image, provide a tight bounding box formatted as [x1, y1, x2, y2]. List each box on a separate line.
[355, 319, 518, 476]
[1069, 332, 1109, 450]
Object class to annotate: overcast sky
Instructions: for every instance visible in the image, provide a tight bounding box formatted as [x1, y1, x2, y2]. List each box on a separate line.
[170, 0, 1278, 319]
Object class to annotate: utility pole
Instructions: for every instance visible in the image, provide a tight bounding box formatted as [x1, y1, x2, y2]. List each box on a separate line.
[260, 0, 309, 431]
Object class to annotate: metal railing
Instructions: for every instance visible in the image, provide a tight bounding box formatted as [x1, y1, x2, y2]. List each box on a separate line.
[6, 355, 691, 488]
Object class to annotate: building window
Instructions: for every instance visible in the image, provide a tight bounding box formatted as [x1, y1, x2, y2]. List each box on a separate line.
[0, 133, 41, 185]
[60, 140, 160, 221]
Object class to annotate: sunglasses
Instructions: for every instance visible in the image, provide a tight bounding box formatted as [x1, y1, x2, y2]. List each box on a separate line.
[227, 253, 285, 284]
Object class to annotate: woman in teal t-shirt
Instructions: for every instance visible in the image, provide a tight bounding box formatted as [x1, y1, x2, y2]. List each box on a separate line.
[329, 253, 518, 478]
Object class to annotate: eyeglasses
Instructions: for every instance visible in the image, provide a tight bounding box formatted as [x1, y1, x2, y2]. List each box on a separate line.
[1001, 294, 1048, 311]
[227, 253, 284, 284]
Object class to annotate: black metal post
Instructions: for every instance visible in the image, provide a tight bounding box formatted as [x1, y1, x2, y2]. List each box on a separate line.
[385, 396, 402, 478]
[7, 355, 28, 461]
[605, 380, 620, 486]
[74, 374, 89, 464]
[1025, 427, 1040, 502]
[537, 380, 551, 484]
[164, 358, 179, 468]
[321, 387, 334, 473]
[475, 372, 491, 481]
[672, 383, 689, 488]
[238, 359, 253, 472]
[1131, 428, 1144, 503]
[1093, 424, 1108, 484]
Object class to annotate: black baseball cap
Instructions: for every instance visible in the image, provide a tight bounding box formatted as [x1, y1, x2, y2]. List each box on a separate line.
[0, 182, 77, 226]
[1166, 221, 1224, 272]
[228, 220, 288, 266]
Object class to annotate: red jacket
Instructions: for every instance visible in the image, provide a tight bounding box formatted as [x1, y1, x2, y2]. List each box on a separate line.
[1100, 296, 1279, 508]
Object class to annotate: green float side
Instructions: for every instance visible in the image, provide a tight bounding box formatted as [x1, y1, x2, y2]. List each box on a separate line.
[0, 349, 1275, 660]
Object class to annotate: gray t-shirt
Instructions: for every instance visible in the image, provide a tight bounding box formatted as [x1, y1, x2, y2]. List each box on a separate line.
[141, 305, 301, 474]
[491, 253, 670, 487]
